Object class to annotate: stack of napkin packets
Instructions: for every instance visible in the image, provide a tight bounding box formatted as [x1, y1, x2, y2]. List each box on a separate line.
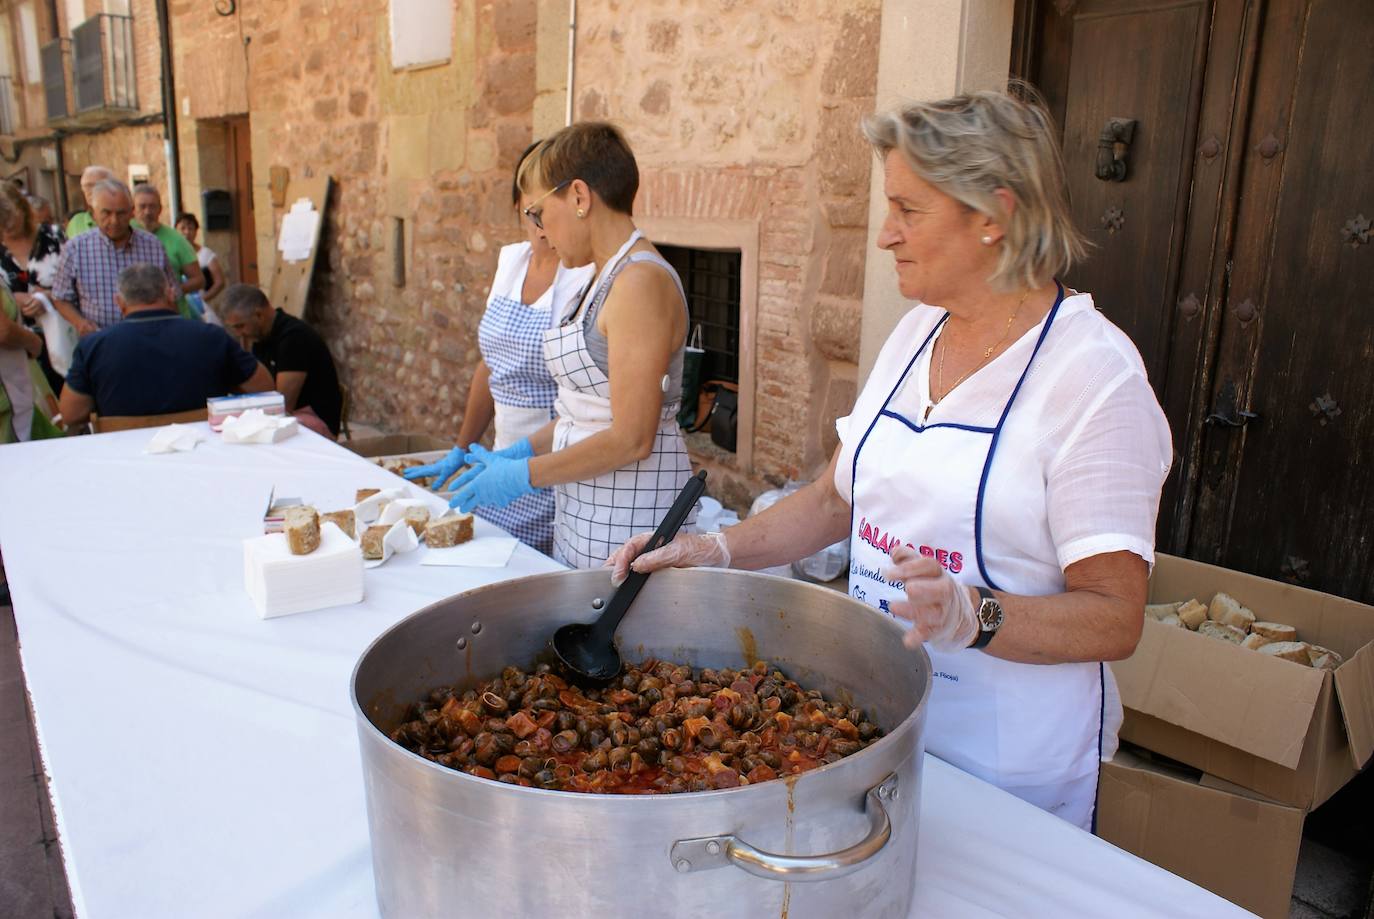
[243, 514, 363, 619]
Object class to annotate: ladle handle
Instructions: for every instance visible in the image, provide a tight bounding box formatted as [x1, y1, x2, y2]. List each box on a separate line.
[596, 470, 708, 638]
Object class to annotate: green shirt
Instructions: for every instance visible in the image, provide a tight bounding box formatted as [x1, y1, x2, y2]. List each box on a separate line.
[140, 222, 200, 320]
[66, 211, 96, 238]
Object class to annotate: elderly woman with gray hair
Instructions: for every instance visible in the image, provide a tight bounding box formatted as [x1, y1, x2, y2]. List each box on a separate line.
[610, 88, 1172, 830]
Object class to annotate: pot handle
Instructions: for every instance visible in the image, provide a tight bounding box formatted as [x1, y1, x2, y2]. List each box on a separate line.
[668, 773, 897, 883]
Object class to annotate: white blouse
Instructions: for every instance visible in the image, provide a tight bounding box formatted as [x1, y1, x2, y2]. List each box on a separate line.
[835, 292, 1173, 577]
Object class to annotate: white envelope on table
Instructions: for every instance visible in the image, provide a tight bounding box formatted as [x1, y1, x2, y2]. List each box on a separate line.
[222, 409, 298, 444]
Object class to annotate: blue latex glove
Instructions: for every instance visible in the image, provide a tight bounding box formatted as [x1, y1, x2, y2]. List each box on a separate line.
[463, 439, 532, 466]
[450, 456, 534, 512]
[403, 446, 467, 490]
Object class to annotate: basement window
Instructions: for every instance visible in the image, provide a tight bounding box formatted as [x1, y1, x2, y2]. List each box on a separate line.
[658, 244, 741, 384]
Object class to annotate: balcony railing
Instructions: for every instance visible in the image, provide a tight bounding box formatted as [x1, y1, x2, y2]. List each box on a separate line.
[73, 14, 136, 114]
[0, 76, 15, 135]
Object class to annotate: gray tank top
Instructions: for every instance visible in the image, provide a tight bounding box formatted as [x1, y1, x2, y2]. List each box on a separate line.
[582, 250, 689, 408]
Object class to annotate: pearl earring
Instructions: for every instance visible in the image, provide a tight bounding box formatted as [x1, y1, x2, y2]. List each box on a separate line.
[981, 235, 994, 245]
[577, 209, 585, 218]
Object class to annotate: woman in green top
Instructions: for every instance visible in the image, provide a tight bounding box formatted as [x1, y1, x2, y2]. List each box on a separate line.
[0, 283, 62, 443]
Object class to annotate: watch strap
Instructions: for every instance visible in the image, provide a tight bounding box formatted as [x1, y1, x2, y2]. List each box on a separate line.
[970, 586, 998, 650]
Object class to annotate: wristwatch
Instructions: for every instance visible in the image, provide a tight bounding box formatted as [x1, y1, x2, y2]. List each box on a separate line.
[969, 586, 1004, 650]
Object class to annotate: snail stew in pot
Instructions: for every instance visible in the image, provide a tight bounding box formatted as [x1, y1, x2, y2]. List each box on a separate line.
[389, 658, 885, 794]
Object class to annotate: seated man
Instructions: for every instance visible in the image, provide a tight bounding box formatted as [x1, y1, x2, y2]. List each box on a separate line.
[221, 284, 342, 438]
[59, 264, 272, 427]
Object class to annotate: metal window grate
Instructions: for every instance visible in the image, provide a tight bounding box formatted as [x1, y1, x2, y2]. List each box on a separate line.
[40, 40, 67, 121]
[72, 14, 136, 113]
[658, 244, 741, 383]
[0, 76, 14, 135]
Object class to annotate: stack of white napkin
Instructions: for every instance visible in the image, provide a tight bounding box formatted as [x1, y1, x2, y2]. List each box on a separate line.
[223, 409, 299, 444]
[145, 424, 205, 454]
[243, 522, 363, 618]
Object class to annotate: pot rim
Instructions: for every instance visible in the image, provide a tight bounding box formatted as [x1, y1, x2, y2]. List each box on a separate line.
[350, 567, 932, 803]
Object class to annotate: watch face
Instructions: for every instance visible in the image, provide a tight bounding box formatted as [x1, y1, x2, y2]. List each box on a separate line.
[978, 598, 1004, 631]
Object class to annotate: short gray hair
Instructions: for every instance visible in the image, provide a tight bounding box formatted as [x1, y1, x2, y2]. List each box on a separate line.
[863, 85, 1088, 292]
[221, 283, 271, 318]
[117, 263, 169, 306]
[132, 183, 161, 201]
[91, 178, 133, 206]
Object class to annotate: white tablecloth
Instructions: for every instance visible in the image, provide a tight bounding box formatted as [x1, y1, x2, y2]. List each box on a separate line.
[0, 425, 1249, 918]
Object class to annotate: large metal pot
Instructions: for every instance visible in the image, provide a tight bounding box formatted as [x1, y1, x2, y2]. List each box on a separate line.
[352, 568, 930, 918]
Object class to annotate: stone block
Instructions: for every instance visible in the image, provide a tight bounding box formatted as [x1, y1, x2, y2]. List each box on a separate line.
[467, 133, 498, 174]
[639, 79, 672, 117]
[810, 295, 862, 363]
[647, 19, 680, 56]
[428, 108, 468, 174]
[483, 52, 536, 116]
[387, 113, 431, 180]
[819, 364, 858, 459]
[494, 0, 537, 50]
[820, 9, 881, 98]
[819, 228, 867, 298]
[817, 100, 873, 197]
[497, 121, 532, 169]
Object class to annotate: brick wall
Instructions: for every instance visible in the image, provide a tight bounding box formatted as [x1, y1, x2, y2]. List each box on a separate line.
[168, 0, 540, 438]
[572, 0, 880, 498]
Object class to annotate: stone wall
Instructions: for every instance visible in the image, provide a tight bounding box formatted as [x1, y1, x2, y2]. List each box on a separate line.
[170, 0, 540, 437]
[570, 0, 880, 499]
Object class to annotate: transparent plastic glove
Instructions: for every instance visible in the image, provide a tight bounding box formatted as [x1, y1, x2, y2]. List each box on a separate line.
[885, 544, 979, 652]
[606, 531, 731, 587]
[403, 446, 467, 487]
[464, 439, 532, 466]
[450, 456, 534, 512]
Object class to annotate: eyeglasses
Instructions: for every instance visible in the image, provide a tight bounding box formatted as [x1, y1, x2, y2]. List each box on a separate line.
[521, 179, 572, 230]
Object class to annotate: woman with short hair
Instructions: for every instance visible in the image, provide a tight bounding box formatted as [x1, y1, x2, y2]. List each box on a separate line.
[444, 122, 696, 567]
[406, 143, 594, 555]
[610, 88, 1172, 830]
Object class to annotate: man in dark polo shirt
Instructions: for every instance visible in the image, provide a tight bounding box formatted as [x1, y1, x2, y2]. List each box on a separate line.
[58, 264, 273, 427]
[221, 284, 341, 438]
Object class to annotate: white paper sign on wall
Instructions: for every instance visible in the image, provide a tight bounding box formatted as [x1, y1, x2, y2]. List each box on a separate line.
[278, 198, 319, 264]
[389, 0, 453, 71]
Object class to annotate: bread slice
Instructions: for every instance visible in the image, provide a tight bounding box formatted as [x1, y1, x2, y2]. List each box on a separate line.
[1176, 599, 1208, 630]
[403, 506, 431, 537]
[1307, 644, 1344, 671]
[1198, 620, 1246, 644]
[1208, 592, 1256, 632]
[1258, 641, 1311, 664]
[361, 524, 390, 560]
[356, 488, 380, 504]
[1251, 621, 1297, 642]
[425, 513, 474, 548]
[283, 506, 320, 555]
[1242, 633, 1272, 650]
[320, 509, 356, 540]
[1146, 602, 1182, 621]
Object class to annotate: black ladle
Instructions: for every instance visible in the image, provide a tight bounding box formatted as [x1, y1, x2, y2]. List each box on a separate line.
[553, 470, 708, 685]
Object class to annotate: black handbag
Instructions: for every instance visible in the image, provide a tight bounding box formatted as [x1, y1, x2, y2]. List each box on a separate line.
[708, 384, 738, 453]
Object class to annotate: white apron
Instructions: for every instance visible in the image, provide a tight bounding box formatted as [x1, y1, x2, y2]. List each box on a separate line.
[847, 286, 1107, 831]
[541, 231, 695, 568]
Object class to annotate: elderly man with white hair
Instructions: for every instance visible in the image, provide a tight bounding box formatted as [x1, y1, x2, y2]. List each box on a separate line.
[50, 179, 179, 336]
[66, 165, 113, 238]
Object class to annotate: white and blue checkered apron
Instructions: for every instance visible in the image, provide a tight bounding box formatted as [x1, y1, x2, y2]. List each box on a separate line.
[542, 231, 696, 568]
[472, 249, 562, 555]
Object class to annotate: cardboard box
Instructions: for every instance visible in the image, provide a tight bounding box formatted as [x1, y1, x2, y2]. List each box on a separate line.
[343, 433, 451, 458]
[1111, 554, 1374, 809]
[1097, 748, 1304, 918]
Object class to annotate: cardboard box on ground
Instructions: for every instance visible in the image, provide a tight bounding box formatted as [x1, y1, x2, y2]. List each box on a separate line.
[1112, 553, 1374, 809]
[1097, 554, 1374, 916]
[1098, 745, 1305, 919]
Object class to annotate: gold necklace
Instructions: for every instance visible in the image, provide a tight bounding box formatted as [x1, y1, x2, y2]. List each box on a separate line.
[931, 288, 1031, 409]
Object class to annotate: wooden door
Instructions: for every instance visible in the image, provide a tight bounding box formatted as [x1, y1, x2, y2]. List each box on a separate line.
[1024, 0, 1374, 602]
[225, 115, 258, 285]
[1189, 0, 1374, 601]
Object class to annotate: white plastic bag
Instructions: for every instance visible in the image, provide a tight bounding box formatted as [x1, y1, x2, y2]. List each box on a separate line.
[747, 480, 849, 583]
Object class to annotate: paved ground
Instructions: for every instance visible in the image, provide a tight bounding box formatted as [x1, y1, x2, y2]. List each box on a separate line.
[1, 594, 1369, 918]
